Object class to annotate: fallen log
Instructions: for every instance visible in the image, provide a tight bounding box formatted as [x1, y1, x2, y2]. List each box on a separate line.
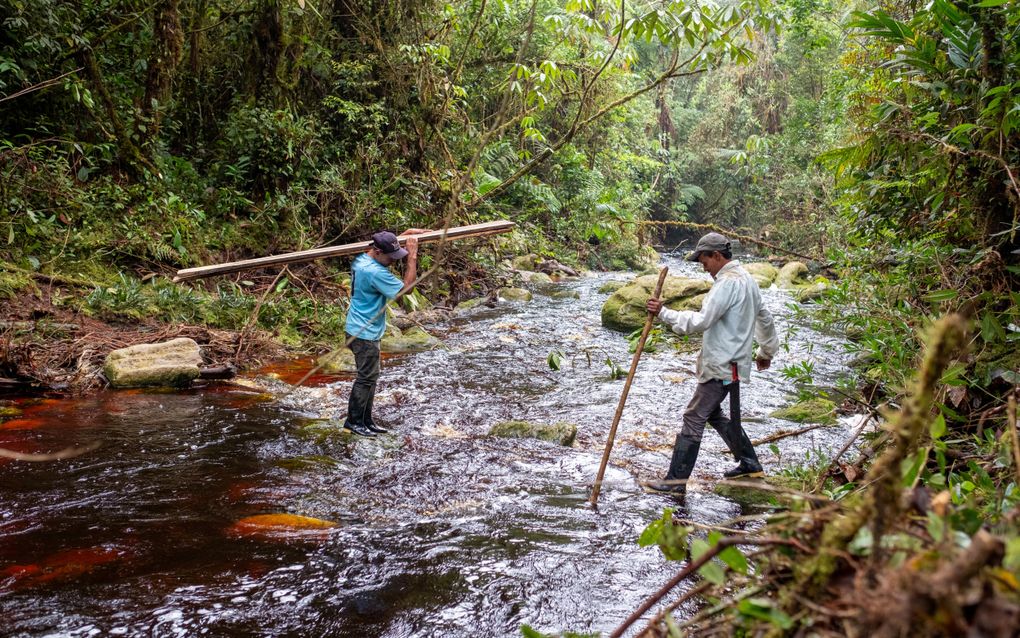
[173, 220, 516, 282]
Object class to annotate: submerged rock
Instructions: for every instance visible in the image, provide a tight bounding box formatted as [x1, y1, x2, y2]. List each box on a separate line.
[103, 337, 203, 388]
[601, 274, 711, 332]
[742, 262, 779, 288]
[227, 513, 337, 539]
[488, 420, 577, 446]
[547, 290, 581, 300]
[770, 398, 837, 425]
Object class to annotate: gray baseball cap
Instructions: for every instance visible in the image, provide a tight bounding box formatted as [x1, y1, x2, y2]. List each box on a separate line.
[686, 232, 731, 262]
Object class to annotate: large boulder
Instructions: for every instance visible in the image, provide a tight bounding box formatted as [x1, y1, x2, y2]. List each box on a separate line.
[103, 338, 203, 388]
[511, 254, 542, 271]
[743, 262, 779, 288]
[601, 275, 711, 332]
[777, 261, 809, 289]
[488, 420, 577, 446]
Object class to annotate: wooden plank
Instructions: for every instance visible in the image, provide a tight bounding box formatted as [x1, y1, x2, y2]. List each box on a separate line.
[173, 220, 515, 282]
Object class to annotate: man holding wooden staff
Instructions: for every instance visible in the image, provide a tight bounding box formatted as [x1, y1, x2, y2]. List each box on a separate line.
[343, 228, 428, 437]
[644, 232, 780, 495]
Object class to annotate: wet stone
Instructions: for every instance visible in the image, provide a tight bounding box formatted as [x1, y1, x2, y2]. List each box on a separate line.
[743, 262, 779, 288]
[601, 274, 711, 332]
[0, 406, 22, 418]
[770, 398, 837, 425]
[597, 280, 627, 294]
[103, 337, 203, 388]
[777, 261, 809, 288]
[488, 420, 577, 446]
[498, 287, 533, 302]
[796, 280, 831, 303]
[381, 326, 442, 353]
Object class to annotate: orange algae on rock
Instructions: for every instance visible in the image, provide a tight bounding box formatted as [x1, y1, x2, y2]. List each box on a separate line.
[227, 513, 338, 539]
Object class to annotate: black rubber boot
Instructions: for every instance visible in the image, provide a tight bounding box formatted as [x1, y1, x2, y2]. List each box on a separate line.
[720, 425, 763, 478]
[645, 435, 701, 495]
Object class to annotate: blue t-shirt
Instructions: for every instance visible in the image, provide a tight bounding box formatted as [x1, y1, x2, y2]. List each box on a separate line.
[345, 253, 404, 341]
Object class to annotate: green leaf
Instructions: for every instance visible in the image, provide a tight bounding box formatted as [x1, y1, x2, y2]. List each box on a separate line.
[520, 626, 548, 638]
[719, 545, 749, 574]
[929, 413, 946, 440]
[547, 350, 562, 371]
[901, 448, 928, 487]
[699, 561, 726, 585]
[922, 289, 958, 303]
[736, 598, 794, 629]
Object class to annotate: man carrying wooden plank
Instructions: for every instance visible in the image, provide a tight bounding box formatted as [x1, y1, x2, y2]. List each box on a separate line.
[343, 228, 428, 437]
[643, 232, 780, 495]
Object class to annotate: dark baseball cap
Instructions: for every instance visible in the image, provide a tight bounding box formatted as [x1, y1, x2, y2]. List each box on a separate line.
[686, 232, 731, 262]
[371, 231, 408, 260]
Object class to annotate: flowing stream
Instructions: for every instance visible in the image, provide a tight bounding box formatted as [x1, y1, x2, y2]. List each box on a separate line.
[1, 254, 854, 637]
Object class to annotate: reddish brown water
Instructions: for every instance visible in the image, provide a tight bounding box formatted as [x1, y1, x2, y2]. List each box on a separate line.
[0, 255, 853, 636]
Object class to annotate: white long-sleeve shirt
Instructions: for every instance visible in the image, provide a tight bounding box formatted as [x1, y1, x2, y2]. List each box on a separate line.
[657, 260, 780, 383]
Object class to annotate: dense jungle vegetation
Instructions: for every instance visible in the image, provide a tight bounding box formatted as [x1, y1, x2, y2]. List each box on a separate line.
[2, 0, 1019, 635]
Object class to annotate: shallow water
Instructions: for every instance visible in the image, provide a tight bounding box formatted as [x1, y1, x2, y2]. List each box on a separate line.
[0, 254, 852, 637]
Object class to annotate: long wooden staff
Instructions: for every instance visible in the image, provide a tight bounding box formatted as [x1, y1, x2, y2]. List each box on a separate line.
[590, 266, 668, 507]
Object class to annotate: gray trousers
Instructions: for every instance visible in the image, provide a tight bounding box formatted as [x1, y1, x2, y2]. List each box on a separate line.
[346, 335, 381, 426]
[681, 379, 734, 442]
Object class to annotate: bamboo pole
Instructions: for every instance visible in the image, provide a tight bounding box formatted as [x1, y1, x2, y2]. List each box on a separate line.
[590, 266, 669, 507]
[172, 220, 516, 282]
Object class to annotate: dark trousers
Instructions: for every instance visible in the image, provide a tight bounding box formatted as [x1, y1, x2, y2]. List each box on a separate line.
[681, 379, 733, 442]
[346, 335, 381, 426]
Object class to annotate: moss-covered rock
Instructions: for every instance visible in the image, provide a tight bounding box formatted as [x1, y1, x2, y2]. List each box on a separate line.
[597, 280, 627, 294]
[523, 271, 554, 285]
[796, 279, 831, 303]
[454, 296, 488, 313]
[318, 348, 357, 373]
[0, 406, 22, 418]
[743, 262, 780, 288]
[381, 326, 441, 353]
[275, 455, 344, 471]
[601, 275, 711, 332]
[547, 289, 581, 299]
[770, 398, 837, 425]
[103, 337, 203, 388]
[498, 287, 533, 302]
[488, 420, 577, 446]
[777, 261, 809, 289]
[511, 254, 542, 271]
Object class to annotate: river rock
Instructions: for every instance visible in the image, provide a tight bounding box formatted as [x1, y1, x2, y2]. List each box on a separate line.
[597, 280, 627, 294]
[796, 280, 830, 303]
[488, 420, 577, 446]
[318, 348, 357, 373]
[601, 275, 711, 332]
[770, 398, 837, 425]
[227, 513, 337, 539]
[103, 337, 203, 388]
[381, 326, 441, 353]
[522, 271, 554, 285]
[454, 296, 489, 313]
[743, 262, 779, 288]
[777, 261, 809, 288]
[498, 287, 533, 302]
[547, 290, 580, 300]
[511, 254, 541, 271]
